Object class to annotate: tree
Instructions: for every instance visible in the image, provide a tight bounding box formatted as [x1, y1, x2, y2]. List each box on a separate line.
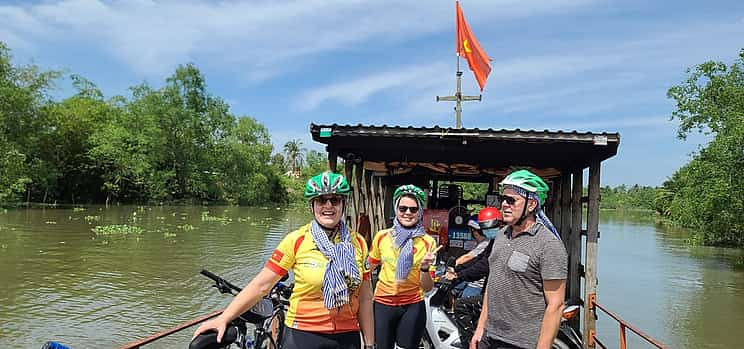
[283, 139, 305, 177]
[0, 138, 30, 201]
[0, 42, 289, 205]
[0, 41, 60, 202]
[662, 48, 744, 246]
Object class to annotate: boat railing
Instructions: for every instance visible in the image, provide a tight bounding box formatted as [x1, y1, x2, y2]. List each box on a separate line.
[116, 297, 672, 349]
[589, 296, 670, 349]
[117, 309, 223, 349]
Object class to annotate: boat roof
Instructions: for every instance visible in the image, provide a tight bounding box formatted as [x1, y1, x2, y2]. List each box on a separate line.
[310, 124, 620, 178]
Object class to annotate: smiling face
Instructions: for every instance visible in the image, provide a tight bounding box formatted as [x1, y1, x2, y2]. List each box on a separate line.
[312, 194, 344, 229]
[396, 195, 421, 228]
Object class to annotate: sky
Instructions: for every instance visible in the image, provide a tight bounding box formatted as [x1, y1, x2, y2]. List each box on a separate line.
[1, 0, 742, 186]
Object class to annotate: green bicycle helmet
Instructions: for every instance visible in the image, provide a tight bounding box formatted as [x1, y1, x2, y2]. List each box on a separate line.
[499, 169, 550, 205]
[304, 171, 351, 200]
[393, 184, 427, 207]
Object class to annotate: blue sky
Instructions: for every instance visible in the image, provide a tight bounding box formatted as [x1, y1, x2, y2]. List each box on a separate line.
[1, 0, 742, 186]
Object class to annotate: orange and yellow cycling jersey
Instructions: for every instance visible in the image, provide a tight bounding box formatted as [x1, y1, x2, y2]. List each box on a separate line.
[368, 229, 436, 306]
[265, 223, 370, 333]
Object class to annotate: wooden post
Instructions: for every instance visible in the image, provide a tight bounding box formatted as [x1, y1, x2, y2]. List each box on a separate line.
[353, 163, 363, 215]
[545, 180, 555, 222]
[327, 149, 338, 172]
[376, 176, 387, 229]
[344, 160, 357, 231]
[584, 161, 601, 348]
[374, 176, 386, 231]
[569, 168, 583, 332]
[364, 170, 376, 232]
[369, 175, 378, 232]
[560, 173, 572, 244]
[552, 179, 562, 234]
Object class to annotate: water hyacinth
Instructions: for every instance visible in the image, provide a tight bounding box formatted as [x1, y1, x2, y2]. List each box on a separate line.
[91, 225, 145, 235]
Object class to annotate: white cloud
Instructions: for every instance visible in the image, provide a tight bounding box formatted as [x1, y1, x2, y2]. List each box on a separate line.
[296, 62, 449, 110]
[0, 0, 598, 78]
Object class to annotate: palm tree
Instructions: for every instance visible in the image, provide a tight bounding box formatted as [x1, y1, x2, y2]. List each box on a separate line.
[283, 139, 305, 177]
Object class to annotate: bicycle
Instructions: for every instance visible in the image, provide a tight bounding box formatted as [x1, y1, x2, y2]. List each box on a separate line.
[189, 269, 292, 349]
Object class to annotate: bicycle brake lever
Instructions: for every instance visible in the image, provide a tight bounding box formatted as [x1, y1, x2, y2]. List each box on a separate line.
[213, 280, 234, 294]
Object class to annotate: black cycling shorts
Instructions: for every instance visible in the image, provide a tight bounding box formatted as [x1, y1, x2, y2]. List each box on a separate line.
[280, 327, 361, 349]
[373, 300, 426, 349]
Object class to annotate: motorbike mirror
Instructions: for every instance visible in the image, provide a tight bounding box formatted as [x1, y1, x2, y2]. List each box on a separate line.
[562, 305, 580, 320]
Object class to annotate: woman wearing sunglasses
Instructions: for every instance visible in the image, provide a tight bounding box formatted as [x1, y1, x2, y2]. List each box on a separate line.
[367, 184, 439, 349]
[193, 172, 375, 349]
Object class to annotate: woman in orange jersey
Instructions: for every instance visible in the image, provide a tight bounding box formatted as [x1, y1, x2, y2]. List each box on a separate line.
[193, 172, 375, 349]
[368, 184, 438, 349]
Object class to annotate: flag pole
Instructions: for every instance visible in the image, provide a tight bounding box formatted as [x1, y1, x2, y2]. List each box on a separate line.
[436, 1, 482, 128]
[455, 61, 463, 129]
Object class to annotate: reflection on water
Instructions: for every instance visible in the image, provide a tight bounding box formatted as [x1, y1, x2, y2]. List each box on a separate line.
[596, 210, 744, 349]
[1, 207, 743, 348]
[0, 205, 310, 348]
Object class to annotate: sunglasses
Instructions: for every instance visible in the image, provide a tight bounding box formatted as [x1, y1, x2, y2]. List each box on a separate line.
[397, 205, 420, 214]
[315, 196, 343, 206]
[501, 195, 519, 205]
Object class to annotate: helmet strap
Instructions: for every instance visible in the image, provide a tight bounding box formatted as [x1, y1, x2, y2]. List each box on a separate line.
[515, 200, 529, 226]
[514, 195, 537, 227]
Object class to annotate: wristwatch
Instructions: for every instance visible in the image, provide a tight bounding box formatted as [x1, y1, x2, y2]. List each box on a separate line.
[420, 265, 430, 272]
[364, 344, 377, 349]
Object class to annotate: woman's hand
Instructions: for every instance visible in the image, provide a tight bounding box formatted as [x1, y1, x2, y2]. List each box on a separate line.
[192, 316, 229, 343]
[421, 245, 443, 269]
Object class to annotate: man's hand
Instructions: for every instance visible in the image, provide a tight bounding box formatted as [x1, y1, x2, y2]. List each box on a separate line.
[470, 326, 484, 349]
[444, 270, 457, 280]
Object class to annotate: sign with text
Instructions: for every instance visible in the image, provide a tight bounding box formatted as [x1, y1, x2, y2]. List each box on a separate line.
[423, 209, 449, 248]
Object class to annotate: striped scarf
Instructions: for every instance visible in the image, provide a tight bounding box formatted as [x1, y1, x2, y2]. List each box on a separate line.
[392, 197, 426, 281]
[310, 220, 360, 309]
[505, 185, 561, 240]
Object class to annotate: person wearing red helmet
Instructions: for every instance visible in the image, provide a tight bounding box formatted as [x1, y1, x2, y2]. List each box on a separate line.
[453, 209, 501, 298]
[445, 206, 504, 349]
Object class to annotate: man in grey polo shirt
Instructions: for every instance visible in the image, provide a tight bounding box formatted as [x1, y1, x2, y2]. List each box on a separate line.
[471, 170, 568, 349]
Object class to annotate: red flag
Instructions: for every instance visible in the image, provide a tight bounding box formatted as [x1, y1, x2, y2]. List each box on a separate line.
[456, 1, 492, 91]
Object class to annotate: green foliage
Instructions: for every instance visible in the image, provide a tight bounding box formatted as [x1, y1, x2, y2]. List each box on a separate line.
[0, 42, 288, 206]
[599, 184, 657, 210]
[0, 42, 59, 202]
[661, 49, 744, 247]
[283, 139, 305, 175]
[277, 148, 344, 204]
[0, 140, 31, 201]
[303, 150, 333, 179]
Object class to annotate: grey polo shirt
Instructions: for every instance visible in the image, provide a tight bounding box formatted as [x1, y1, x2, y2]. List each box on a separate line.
[485, 222, 568, 349]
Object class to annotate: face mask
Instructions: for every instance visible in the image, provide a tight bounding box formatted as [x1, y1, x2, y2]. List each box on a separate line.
[483, 228, 500, 240]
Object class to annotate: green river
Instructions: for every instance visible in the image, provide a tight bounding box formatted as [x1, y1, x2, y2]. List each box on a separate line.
[1, 206, 743, 348]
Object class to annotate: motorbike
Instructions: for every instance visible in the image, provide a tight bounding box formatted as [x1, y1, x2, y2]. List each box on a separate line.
[420, 262, 583, 349]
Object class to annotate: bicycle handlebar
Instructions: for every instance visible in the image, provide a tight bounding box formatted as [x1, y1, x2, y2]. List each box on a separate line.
[200, 269, 243, 294]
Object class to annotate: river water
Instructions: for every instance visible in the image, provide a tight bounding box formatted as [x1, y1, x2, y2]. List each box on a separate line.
[1, 206, 742, 348]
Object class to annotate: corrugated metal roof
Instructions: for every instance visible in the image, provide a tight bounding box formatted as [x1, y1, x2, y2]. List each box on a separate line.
[309, 123, 620, 171]
[311, 123, 620, 144]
